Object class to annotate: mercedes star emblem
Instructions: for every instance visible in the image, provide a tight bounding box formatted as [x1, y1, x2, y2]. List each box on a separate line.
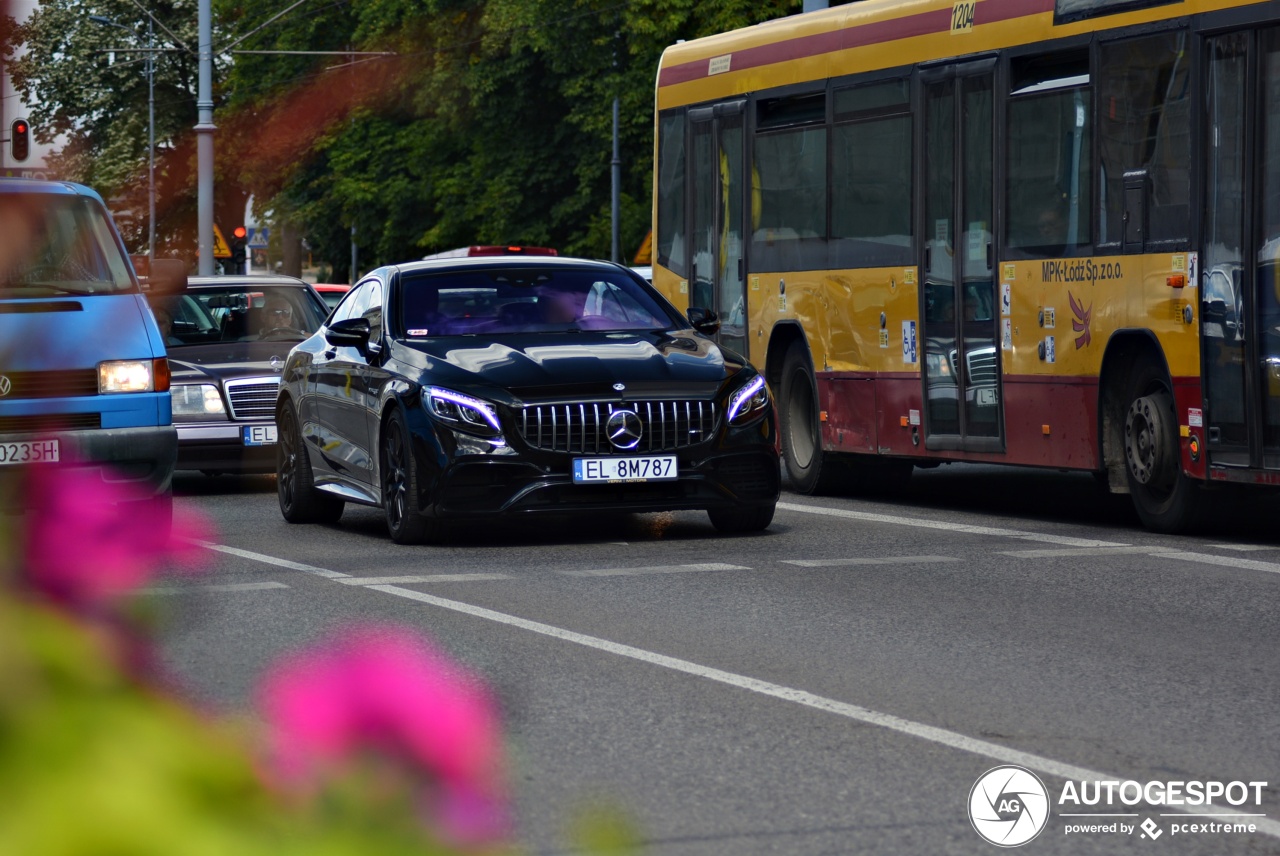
[270, 356, 283, 372]
[613, 382, 626, 391]
[605, 409, 643, 450]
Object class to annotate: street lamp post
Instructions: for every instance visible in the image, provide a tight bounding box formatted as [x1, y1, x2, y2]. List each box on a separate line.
[90, 15, 156, 262]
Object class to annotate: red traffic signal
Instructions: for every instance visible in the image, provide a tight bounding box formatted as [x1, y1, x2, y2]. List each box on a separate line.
[233, 226, 247, 240]
[11, 119, 29, 162]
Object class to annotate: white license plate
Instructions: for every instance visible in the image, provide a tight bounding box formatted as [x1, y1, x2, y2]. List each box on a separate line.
[977, 387, 998, 407]
[243, 425, 278, 446]
[573, 455, 677, 483]
[0, 438, 60, 466]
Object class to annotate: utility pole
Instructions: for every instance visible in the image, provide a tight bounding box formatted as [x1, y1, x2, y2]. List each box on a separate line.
[196, 0, 214, 275]
[611, 96, 620, 264]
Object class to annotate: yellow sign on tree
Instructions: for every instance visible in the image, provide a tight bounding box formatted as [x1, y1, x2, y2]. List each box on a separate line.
[212, 224, 232, 259]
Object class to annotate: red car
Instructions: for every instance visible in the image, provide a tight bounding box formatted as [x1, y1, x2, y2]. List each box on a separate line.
[311, 283, 351, 311]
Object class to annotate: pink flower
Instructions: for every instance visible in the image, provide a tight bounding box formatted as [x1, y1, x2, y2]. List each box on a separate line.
[259, 625, 509, 842]
[22, 459, 211, 608]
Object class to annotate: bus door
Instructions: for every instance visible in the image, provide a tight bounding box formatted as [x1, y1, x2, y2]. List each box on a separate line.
[1202, 29, 1280, 470]
[919, 61, 1002, 450]
[688, 101, 747, 356]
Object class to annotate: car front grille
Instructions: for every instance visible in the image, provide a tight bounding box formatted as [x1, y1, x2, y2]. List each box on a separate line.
[0, 369, 99, 399]
[224, 377, 280, 421]
[518, 400, 719, 453]
[0, 412, 101, 433]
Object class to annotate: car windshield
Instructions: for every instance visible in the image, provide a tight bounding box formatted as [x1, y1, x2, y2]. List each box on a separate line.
[0, 193, 136, 295]
[398, 268, 678, 337]
[154, 285, 328, 345]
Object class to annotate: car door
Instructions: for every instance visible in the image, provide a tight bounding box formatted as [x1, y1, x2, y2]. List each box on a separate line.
[311, 280, 374, 483]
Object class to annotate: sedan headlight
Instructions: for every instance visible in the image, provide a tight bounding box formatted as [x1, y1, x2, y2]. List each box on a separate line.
[171, 383, 227, 418]
[727, 374, 770, 424]
[99, 359, 156, 393]
[425, 386, 505, 445]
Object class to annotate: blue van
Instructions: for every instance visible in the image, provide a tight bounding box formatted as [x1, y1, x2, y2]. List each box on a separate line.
[0, 178, 185, 519]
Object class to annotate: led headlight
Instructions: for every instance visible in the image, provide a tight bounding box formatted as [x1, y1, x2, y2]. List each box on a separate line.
[425, 387, 505, 445]
[727, 374, 770, 424]
[171, 384, 227, 417]
[98, 359, 154, 393]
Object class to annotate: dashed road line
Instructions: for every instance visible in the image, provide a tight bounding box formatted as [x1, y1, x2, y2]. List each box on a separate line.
[777, 501, 1131, 547]
[337, 573, 512, 586]
[997, 546, 1161, 558]
[142, 581, 289, 595]
[199, 542, 351, 578]
[782, 555, 959, 567]
[1204, 543, 1278, 552]
[1149, 550, 1280, 576]
[560, 562, 749, 577]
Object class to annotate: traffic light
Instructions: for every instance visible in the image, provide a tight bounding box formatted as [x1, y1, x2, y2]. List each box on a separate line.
[230, 226, 248, 274]
[11, 119, 29, 162]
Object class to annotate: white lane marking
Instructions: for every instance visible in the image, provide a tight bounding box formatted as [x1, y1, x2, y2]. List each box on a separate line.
[998, 546, 1160, 558]
[560, 562, 748, 577]
[777, 502, 1130, 548]
[782, 555, 959, 567]
[365, 583, 1280, 839]
[1204, 543, 1277, 552]
[1151, 551, 1280, 577]
[141, 581, 289, 594]
[199, 542, 351, 578]
[337, 574, 512, 586]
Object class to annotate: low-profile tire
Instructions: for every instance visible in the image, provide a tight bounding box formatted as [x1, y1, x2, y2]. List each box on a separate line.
[708, 503, 776, 534]
[277, 403, 344, 524]
[380, 408, 445, 545]
[780, 341, 847, 494]
[1122, 360, 1201, 533]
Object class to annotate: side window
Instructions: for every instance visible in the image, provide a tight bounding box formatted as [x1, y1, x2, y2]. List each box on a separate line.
[1097, 32, 1191, 248]
[1005, 49, 1092, 257]
[330, 283, 368, 325]
[831, 78, 913, 266]
[362, 280, 383, 342]
[751, 100, 828, 271]
[656, 110, 686, 276]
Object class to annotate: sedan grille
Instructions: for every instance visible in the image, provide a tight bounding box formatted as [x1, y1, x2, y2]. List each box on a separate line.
[518, 400, 719, 453]
[224, 377, 280, 421]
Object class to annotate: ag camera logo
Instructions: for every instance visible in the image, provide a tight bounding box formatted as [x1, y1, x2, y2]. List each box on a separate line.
[969, 765, 1050, 847]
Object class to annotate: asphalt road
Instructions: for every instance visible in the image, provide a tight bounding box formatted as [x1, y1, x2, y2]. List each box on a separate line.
[157, 465, 1280, 855]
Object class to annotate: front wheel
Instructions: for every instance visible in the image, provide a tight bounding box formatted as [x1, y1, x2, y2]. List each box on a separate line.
[380, 408, 444, 545]
[708, 503, 776, 534]
[1123, 365, 1200, 532]
[277, 404, 344, 524]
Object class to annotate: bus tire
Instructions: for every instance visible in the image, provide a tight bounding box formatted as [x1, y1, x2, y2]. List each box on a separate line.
[1122, 361, 1200, 533]
[780, 341, 845, 494]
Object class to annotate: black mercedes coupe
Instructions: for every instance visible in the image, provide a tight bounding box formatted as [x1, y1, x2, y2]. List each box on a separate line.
[275, 256, 779, 544]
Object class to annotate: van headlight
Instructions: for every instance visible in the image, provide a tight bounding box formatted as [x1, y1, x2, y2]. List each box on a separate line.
[98, 359, 154, 393]
[726, 374, 770, 424]
[171, 384, 227, 417]
[425, 387, 505, 445]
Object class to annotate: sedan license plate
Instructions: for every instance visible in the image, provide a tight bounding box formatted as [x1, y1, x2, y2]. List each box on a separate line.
[243, 425, 278, 446]
[0, 438, 60, 466]
[573, 455, 676, 483]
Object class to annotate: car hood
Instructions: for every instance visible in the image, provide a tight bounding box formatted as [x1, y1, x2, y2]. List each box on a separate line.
[168, 342, 293, 384]
[396, 330, 742, 398]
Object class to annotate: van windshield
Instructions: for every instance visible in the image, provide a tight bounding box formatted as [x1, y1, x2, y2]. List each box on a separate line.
[0, 193, 136, 296]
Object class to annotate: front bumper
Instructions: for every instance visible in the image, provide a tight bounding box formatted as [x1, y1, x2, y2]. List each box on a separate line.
[176, 421, 278, 473]
[0, 425, 177, 510]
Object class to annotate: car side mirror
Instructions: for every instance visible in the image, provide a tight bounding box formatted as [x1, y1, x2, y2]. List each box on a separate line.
[327, 316, 371, 349]
[136, 257, 189, 296]
[686, 307, 720, 336]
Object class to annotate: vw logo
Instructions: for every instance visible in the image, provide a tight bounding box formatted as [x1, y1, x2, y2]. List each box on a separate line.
[0, 375, 9, 397]
[605, 409, 643, 450]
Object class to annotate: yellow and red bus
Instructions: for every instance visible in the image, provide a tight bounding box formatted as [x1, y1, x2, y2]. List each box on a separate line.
[652, 0, 1280, 531]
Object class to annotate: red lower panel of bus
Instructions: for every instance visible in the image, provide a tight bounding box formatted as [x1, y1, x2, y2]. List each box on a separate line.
[818, 372, 1205, 476]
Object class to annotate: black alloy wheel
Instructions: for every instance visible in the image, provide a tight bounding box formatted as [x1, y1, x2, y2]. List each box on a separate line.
[707, 503, 776, 533]
[277, 403, 344, 524]
[380, 408, 442, 544]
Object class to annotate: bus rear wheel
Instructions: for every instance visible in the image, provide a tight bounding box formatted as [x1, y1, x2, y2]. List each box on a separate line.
[1122, 364, 1200, 532]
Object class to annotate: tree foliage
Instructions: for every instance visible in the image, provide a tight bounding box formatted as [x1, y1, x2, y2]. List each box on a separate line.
[9, 0, 799, 274]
